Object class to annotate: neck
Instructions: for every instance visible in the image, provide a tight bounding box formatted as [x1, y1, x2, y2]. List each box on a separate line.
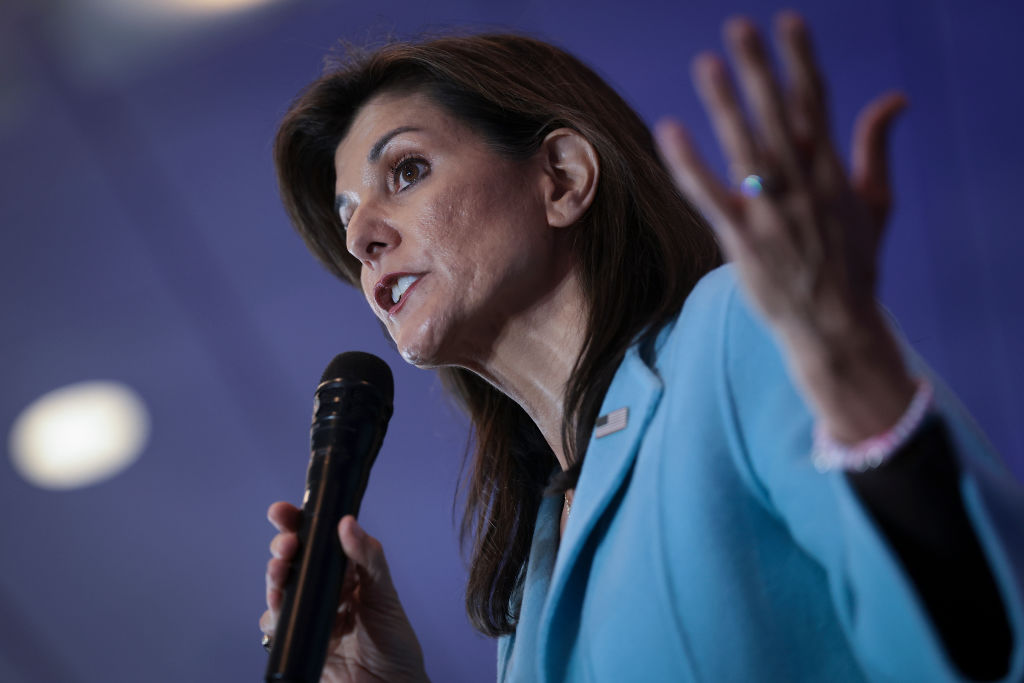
[460, 270, 586, 471]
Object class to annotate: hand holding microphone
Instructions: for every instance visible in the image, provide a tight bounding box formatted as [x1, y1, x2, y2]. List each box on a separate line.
[260, 352, 428, 683]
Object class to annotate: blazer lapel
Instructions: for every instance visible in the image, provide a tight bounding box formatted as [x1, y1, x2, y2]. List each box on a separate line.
[536, 342, 664, 680]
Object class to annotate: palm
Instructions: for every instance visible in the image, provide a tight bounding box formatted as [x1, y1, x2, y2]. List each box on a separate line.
[321, 580, 427, 683]
[655, 11, 906, 340]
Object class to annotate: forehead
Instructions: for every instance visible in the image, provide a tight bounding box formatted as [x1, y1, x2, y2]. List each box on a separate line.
[334, 91, 459, 172]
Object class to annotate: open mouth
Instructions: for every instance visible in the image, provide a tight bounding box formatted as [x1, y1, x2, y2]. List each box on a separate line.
[375, 273, 423, 314]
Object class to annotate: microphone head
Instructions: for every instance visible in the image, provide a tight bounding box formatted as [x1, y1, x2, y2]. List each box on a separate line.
[320, 351, 394, 405]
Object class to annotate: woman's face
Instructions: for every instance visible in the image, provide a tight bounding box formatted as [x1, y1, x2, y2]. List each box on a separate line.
[334, 90, 567, 368]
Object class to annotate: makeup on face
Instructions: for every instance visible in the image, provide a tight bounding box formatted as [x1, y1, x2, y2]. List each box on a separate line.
[332, 91, 561, 368]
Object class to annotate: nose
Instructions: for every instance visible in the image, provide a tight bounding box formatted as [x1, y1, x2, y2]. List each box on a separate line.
[344, 199, 400, 268]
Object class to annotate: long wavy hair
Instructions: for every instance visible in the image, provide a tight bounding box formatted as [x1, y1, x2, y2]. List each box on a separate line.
[274, 33, 722, 637]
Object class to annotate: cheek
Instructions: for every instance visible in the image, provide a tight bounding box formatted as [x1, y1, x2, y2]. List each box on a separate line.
[424, 184, 473, 252]
[422, 174, 533, 272]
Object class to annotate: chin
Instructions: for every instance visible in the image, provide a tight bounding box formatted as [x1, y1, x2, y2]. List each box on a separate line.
[392, 318, 450, 370]
[396, 345, 448, 370]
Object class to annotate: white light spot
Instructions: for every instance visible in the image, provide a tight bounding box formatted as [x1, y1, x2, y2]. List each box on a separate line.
[9, 381, 150, 490]
[93, 0, 284, 22]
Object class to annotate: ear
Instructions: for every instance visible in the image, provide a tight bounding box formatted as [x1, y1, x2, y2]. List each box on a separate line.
[538, 128, 600, 228]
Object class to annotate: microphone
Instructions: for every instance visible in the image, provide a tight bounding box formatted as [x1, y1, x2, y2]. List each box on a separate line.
[265, 351, 394, 683]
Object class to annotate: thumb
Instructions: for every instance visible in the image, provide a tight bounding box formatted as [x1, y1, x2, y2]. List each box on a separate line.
[850, 90, 908, 228]
[338, 515, 393, 592]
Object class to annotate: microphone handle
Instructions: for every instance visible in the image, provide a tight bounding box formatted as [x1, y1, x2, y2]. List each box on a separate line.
[265, 410, 386, 682]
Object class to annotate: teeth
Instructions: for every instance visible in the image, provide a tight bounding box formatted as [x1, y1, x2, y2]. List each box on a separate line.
[391, 275, 418, 304]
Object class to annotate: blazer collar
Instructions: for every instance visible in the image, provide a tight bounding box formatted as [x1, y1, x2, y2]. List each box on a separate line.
[537, 337, 665, 679]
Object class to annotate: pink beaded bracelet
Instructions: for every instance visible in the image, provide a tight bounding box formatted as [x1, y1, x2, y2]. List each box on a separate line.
[811, 379, 935, 473]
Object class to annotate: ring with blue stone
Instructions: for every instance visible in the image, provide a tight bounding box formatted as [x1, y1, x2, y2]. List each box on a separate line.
[740, 174, 769, 198]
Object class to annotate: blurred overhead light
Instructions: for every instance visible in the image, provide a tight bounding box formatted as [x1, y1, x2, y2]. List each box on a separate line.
[45, 0, 292, 85]
[9, 381, 150, 490]
[92, 0, 283, 21]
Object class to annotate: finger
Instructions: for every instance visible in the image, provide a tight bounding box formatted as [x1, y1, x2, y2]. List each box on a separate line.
[339, 548, 359, 600]
[268, 501, 301, 533]
[851, 91, 908, 227]
[774, 10, 829, 146]
[724, 16, 800, 180]
[269, 531, 297, 560]
[266, 556, 291, 612]
[334, 546, 360, 639]
[692, 52, 761, 183]
[338, 516, 393, 594]
[654, 117, 741, 230]
[259, 609, 274, 635]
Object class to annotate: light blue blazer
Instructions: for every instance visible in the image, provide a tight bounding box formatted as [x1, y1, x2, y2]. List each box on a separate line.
[497, 265, 1024, 682]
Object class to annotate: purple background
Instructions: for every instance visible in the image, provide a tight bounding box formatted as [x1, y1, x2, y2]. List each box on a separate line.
[1, 0, 1021, 681]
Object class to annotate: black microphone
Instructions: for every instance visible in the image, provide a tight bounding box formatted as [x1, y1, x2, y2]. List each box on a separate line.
[265, 351, 394, 683]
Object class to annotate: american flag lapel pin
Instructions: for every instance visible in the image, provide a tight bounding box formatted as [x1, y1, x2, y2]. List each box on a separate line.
[594, 407, 628, 438]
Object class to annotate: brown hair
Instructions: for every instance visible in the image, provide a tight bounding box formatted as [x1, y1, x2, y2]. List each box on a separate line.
[274, 34, 721, 637]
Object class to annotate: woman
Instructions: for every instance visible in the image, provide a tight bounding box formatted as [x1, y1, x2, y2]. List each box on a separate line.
[261, 12, 1023, 682]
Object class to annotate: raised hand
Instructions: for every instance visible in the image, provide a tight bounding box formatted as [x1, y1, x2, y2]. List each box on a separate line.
[655, 11, 917, 443]
[261, 502, 429, 683]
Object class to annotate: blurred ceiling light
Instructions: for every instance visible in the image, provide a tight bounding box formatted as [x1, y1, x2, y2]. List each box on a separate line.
[9, 381, 150, 490]
[46, 0, 293, 85]
[93, 0, 283, 21]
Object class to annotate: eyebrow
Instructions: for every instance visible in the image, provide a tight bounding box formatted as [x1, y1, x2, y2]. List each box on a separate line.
[368, 126, 419, 163]
[335, 126, 422, 218]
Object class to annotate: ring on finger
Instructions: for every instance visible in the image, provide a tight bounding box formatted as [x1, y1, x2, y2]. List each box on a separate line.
[741, 173, 768, 197]
[737, 171, 782, 198]
[728, 161, 783, 199]
[262, 633, 273, 653]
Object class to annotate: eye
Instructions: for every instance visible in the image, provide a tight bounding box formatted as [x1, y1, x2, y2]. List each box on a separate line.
[391, 157, 429, 192]
[336, 193, 355, 232]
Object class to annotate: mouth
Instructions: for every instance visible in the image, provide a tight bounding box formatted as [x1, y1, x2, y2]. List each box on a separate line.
[374, 272, 424, 315]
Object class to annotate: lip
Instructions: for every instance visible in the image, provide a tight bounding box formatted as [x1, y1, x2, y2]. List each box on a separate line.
[374, 272, 425, 316]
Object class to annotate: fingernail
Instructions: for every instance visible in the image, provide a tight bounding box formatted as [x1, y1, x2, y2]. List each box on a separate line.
[725, 16, 755, 45]
[777, 10, 805, 33]
[340, 516, 366, 543]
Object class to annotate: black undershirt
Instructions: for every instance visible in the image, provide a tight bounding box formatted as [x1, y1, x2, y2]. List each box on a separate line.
[845, 416, 1012, 680]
